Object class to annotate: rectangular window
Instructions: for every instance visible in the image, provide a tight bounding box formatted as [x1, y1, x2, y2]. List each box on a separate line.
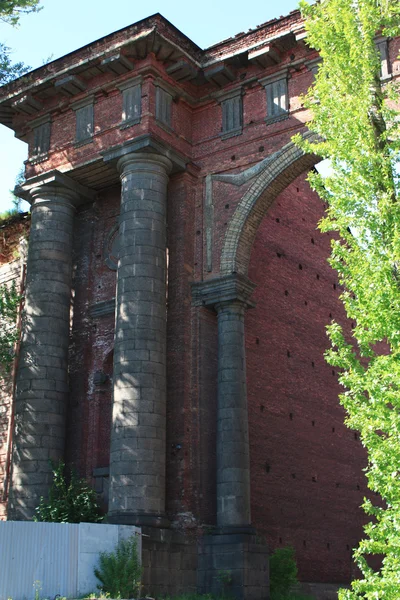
[264, 77, 288, 122]
[33, 120, 51, 158]
[75, 103, 94, 144]
[376, 39, 391, 80]
[221, 95, 243, 137]
[122, 84, 141, 126]
[156, 86, 172, 128]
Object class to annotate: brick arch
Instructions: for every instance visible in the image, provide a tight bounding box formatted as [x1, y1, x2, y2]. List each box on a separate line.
[220, 132, 321, 276]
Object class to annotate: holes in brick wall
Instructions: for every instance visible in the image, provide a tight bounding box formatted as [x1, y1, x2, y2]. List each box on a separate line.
[332, 370, 335, 376]
[311, 238, 315, 244]
[354, 432, 358, 440]
[196, 230, 201, 235]
[291, 473, 296, 479]
[279, 537, 282, 544]
[351, 322, 355, 328]
[256, 337, 260, 345]
[303, 540, 307, 547]
[316, 274, 320, 280]
[259, 145, 264, 152]
[231, 155, 236, 161]
[276, 218, 280, 223]
[333, 283, 337, 290]
[265, 463, 270, 473]
[312, 476, 317, 482]
[336, 482, 340, 488]
[296, 187, 299, 193]
[332, 427, 335, 433]
[290, 53, 296, 61]
[312, 420, 315, 426]
[356, 484, 360, 490]
[260, 404, 265, 412]
[277, 252, 282, 258]
[327, 543, 330, 550]
[287, 350, 291, 357]
[304, 300, 308, 306]
[329, 313, 332, 318]
[299, 264, 303, 270]
[225, 203, 230, 209]
[284, 290, 289, 296]
[346, 544, 350, 551]
[311, 361, 315, 368]
[289, 412, 293, 420]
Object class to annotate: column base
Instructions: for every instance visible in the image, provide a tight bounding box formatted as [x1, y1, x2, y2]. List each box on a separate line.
[107, 511, 170, 528]
[198, 532, 269, 600]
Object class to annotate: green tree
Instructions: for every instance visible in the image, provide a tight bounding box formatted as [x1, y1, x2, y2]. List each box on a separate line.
[294, 0, 400, 598]
[34, 460, 103, 523]
[0, 0, 41, 84]
[0, 280, 19, 379]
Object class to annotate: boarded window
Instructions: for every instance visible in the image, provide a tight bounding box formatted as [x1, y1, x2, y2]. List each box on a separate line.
[222, 95, 242, 136]
[33, 120, 51, 157]
[265, 78, 288, 121]
[75, 103, 94, 144]
[376, 39, 391, 80]
[122, 84, 141, 125]
[156, 87, 172, 128]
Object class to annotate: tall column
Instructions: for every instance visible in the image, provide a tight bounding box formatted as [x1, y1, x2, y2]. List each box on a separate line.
[108, 152, 172, 527]
[215, 299, 251, 530]
[9, 184, 77, 520]
[191, 274, 256, 531]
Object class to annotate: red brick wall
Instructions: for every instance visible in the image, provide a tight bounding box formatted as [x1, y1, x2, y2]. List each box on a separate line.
[246, 174, 368, 583]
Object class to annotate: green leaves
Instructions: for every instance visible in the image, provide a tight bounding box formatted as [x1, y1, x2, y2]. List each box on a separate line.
[295, 0, 400, 597]
[34, 460, 103, 524]
[94, 536, 142, 599]
[0, 0, 41, 26]
[0, 281, 20, 379]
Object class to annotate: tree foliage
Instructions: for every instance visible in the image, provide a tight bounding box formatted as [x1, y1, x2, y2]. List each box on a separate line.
[294, 0, 400, 597]
[34, 460, 103, 523]
[94, 536, 142, 599]
[0, 280, 19, 379]
[0, 0, 40, 26]
[0, 0, 41, 84]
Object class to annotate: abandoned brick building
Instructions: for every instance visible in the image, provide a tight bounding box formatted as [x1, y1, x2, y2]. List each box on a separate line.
[0, 8, 399, 599]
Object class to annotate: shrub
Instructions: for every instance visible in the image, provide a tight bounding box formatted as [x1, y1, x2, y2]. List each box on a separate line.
[34, 460, 103, 523]
[269, 546, 312, 600]
[94, 535, 142, 599]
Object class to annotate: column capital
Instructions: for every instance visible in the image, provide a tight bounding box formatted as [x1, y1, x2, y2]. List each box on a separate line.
[14, 170, 96, 207]
[102, 133, 187, 174]
[117, 152, 173, 178]
[191, 273, 256, 310]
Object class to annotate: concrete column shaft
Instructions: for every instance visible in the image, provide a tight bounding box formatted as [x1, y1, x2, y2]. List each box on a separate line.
[109, 152, 172, 527]
[216, 300, 251, 529]
[9, 186, 76, 520]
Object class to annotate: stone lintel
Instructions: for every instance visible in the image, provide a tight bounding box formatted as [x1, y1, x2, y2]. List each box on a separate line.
[102, 133, 187, 174]
[191, 274, 256, 309]
[15, 170, 96, 205]
[89, 298, 116, 318]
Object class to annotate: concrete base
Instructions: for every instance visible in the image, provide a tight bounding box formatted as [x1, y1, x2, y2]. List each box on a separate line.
[141, 527, 198, 597]
[198, 532, 269, 600]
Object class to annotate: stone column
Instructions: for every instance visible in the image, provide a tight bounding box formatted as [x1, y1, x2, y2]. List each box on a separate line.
[193, 275, 269, 600]
[192, 274, 256, 532]
[9, 184, 77, 520]
[108, 152, 172, 527]
[215, 299, 251, 530]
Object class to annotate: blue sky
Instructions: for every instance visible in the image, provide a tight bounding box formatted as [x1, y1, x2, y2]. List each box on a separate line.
[0, 0, 304, 212]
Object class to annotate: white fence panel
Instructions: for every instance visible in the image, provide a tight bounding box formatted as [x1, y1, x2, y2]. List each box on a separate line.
[0, 521, 141, 600]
